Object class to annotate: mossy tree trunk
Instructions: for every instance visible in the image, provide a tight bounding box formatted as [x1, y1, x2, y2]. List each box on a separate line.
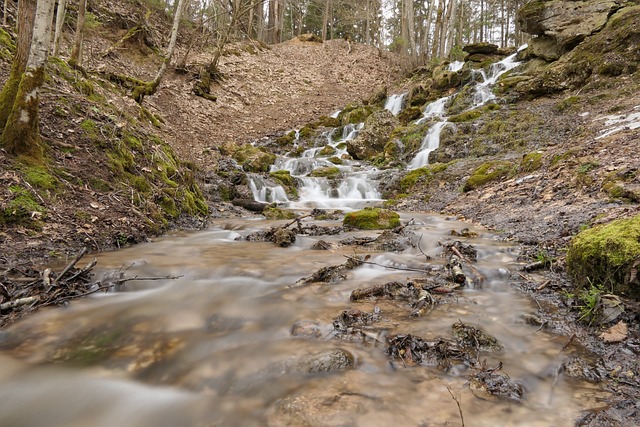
[0, 0, 36, 130]
[69, 0, 85, 66]
[1, 0, 56, 158]
[132, 0, 185, 103]
[52, 0, 67, 56]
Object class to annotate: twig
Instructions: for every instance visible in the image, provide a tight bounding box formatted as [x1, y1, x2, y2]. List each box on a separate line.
[343, 255, 430, 274]
[446, 386, 465, 427]
[560, 333, 576, 353]
[53, 247, 87, 286]
[417, 234, 431, 261]
[536, 280, 551, 291]
[116, 274, 183, 284]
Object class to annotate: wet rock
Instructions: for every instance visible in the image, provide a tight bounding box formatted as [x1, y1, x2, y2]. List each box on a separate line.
[333, 308, 381, 334]
[528, 35, 565, 62]
[286, 349, 355, 374]
[310, 208, 342, 220]
[290, 320, 323, 339]
[346, 110, 398, 160]
[232, 199, 266, 212]
[263, 207, 296, 220]
[561, 357, 606, 382]
[386, 334, 469, 368]
[292, 257, 365, 287]
[351, 281, 420, 301]
[441, 240, 478, 262]
[469, 362, 524, 402]
[273, 228, 296, 247]
[451, 321, 504, 352]
[231, 143, 276, 172]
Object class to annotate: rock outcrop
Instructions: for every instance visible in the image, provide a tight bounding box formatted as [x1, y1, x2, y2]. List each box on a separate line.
[346, 110, 398, 160]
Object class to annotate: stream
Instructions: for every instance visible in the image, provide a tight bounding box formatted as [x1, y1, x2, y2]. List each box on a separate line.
[0, 50, 608, 426]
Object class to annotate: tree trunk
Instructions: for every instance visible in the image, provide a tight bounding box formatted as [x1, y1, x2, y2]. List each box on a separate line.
[69, 0, 85, 66]
[444, 0, 458, 57]
[431, 0, 444, 58]
[405, 0, 416, 59]
[3, 0, 8, 26]
[132, 0, 185, 103]
[1, 0, 56, 158]
[480, 0, 484, 42]
[0, 0, 36, 130]
[422, 0, 435, 60]
[52, 0, 67, 56]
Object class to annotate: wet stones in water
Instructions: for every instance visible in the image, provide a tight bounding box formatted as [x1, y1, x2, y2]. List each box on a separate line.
[290, 320, 323, 339]
[560, 357, 606, 383]
[386, 334, 469, 369]
[350, 281, 420, 301]
[340, 229, 417, 252]
[285, 349, 355, 374]
[246, 227, 296, 247]
[301, 224, 343, 236]
[451, 321, 504, 352]
[450, 227, 479, 238]
[469, 362, 524, 403]
[292, 256, 365, 287]
[311, 240, 334, 250]
[310, 208, 342, 220]
[331, 307, 384, 344]
[441, 240, 478, 262]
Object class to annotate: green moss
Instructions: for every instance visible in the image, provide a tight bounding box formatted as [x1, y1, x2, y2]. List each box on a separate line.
[314, 116, 341, 128]
[270, 170, 294, 187]
[328, 156, 343, 165]
[399, 163, 449, 192]
[463, 161, 514, 192]
[88, 177, 112, 191]
[80, 119, 99, 140]
[276, 131, 297, 146]
[140, 106, 162, 127]
[554, 96, 582, 113]
[263, 207, 296, 220]
[338, 104, 374, 125]
[0, 28, 15, 61]
[397, 106, 422, 124]
[298, 124, 317, 140]
[51, 327, 124, 366]
[309, 166, 341, 178]
[1, 185, 45, 226]
[318, 145, 336, 156]
[22, 165, 59, 190]
[123, 133, 144, 151]
[232, 144, 276, 172]
[519, 151, 543, 173]
[567, 214, 640, 299]
[343, 207, 400, 230]
[449, 103, 500, 123]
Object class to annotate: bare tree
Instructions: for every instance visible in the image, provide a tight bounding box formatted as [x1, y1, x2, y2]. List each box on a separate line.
[52, 0, 67, 56]
[69, 0, 85, 66]
[1, 0, 56, 158]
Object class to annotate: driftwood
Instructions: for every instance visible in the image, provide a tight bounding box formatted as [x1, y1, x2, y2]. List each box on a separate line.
[449, 255, 466, 284]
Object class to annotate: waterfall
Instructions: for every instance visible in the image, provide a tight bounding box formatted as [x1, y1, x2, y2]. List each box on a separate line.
[472, 52, 521, 107]
[384, 93, 407, 116]
[408, 122, 448, 170]
[249, 176, 290, 204]
[448, 61, 464, 72]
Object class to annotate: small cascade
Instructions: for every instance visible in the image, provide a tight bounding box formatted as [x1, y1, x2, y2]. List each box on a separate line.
[416, 96, 450, 124]
[472, 52, 521, 107]
[408, 122, 448, 170]
[448, 61, 464, 72]
[249, 175, 289, 204]
[384, 93, 407, 116]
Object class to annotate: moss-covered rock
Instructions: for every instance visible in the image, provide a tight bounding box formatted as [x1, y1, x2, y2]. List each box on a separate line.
[309, 166, 341, 178]
[343, 207, 401, 230]
[318, 145, 336, 156]
[270, 170, 294, 187]
[232, 144, 276, 172]
[567, 214, 640, 299]
[276, 131, 297, 146]
[346, 110, 399, 160]
[463, 161, 514, 192]
[263, 207, 297, 220]
[397, 106, 423, 125]
[1, 185, 46, 227]
[519, 151, 544, 173]
[338, 103, 374, 125]
[399, 163, 449, 192]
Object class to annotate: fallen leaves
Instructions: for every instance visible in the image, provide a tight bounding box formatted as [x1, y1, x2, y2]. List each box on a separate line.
[600, 320, 628, 343]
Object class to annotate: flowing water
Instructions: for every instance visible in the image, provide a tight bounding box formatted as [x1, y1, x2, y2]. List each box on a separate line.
[0, 214, 605, 426]
[0, 48, 606, 426]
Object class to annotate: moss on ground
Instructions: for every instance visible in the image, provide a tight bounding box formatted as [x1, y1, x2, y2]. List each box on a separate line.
[567, 214, 640, 299]
[1, 185, 45, 227]
[343, 207, 400, 230]
[519, 151, 543, 173]
[463, 161, 514, 191]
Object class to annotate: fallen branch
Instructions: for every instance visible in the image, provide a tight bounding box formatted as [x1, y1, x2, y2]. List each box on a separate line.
[53, 247, 88, 286]
[450, 245, 485, 282]
[343, 255, 431, 274]
[115, 274, 183, 284]
[0, 296, 39, 311]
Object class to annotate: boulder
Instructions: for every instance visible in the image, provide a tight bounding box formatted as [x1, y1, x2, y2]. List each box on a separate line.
[463, 42, 499, 55]
[343, 207, 401, 230]
[528, 35, 565, 62]
[517, 0, 621, 50]
[346, 110, 398, 160]
[232, 144, 276, 172]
